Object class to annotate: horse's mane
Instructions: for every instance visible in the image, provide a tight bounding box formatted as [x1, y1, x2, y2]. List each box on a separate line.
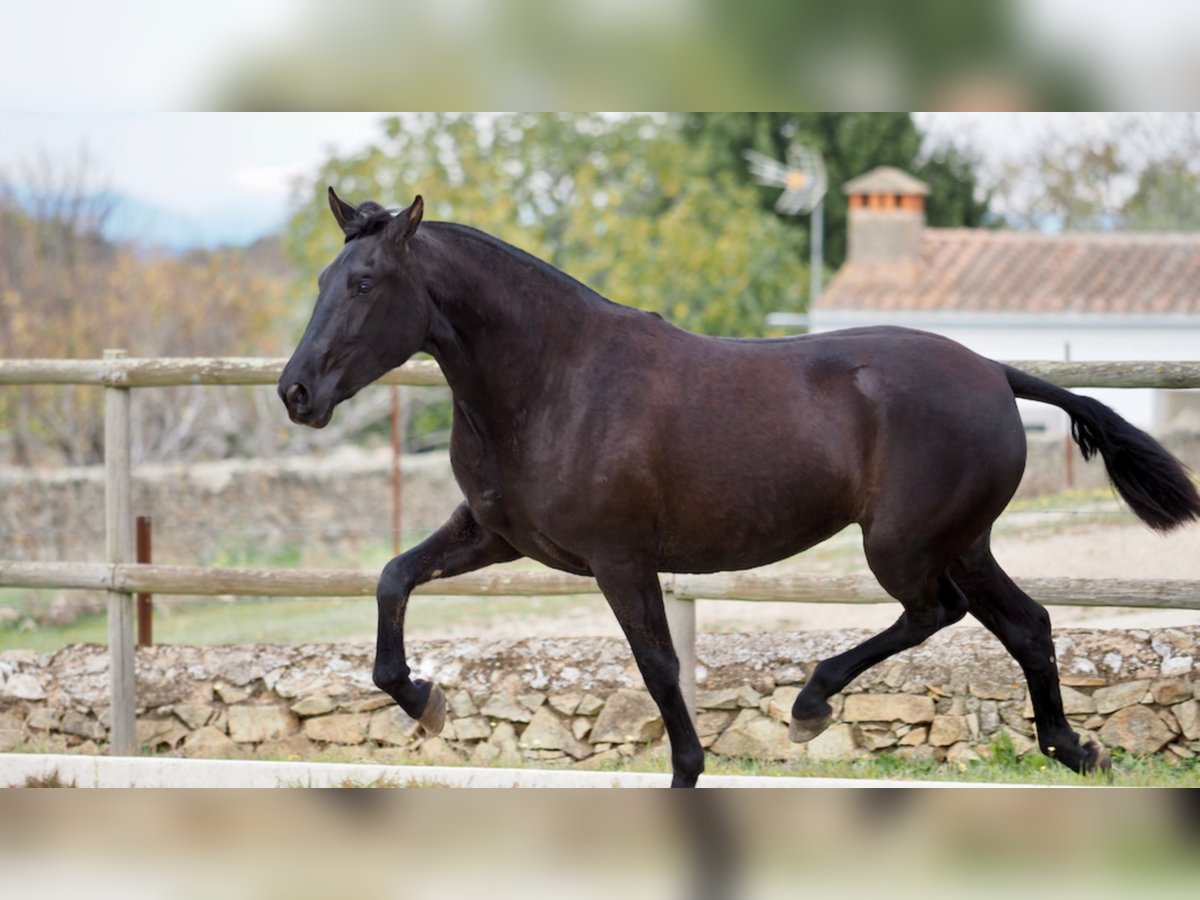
[343, 202, 394, 243]
[343, 205, 640, 319]
[429, 221, 623, 309]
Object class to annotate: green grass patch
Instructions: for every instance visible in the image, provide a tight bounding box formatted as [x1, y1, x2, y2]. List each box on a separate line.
[275, 736, 1200, 787]
[547, 743, 1200, 786]
[724, 744, 1199, 786]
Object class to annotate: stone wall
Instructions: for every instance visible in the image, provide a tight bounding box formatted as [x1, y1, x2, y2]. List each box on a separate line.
[2, 627, 1197, 769]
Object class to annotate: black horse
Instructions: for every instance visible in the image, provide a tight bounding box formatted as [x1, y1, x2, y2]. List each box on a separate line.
[280, 190, 1200, 787]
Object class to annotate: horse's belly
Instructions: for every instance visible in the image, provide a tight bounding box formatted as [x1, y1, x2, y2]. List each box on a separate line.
[658, 529, 844, 574]
[655, 481, 857, 574]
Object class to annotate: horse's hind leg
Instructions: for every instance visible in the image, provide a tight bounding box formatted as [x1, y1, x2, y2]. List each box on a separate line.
[373, 502, 520, 733]
[790, 571, 968, 741]
[950, 541, 1110, 775]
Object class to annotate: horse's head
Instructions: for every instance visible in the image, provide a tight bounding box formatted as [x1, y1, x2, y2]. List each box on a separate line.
[279, 188, 429, 428]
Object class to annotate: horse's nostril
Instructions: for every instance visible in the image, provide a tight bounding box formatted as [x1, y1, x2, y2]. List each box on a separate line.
[285, 383, 309, 409]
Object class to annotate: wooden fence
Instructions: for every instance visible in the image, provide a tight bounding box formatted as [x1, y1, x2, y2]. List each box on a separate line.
[2, 354, 1200, 756]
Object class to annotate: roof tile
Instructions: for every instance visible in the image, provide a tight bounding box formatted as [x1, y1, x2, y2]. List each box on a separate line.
[818, 229, 1200, 315]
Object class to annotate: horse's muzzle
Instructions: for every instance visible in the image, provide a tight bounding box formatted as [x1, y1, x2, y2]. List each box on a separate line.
[279, 381, 332, 428]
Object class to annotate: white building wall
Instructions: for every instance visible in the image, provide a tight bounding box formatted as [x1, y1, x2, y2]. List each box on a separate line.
[808, 310, 1200, 432]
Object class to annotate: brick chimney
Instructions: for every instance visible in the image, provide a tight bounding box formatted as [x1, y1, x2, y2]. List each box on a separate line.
[843, 166, 929, 265]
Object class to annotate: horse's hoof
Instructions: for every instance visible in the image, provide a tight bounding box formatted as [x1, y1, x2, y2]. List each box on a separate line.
[418, 682, 447, 736]
[789, 713, 833, 743]
[1082, 740, 1112, 780]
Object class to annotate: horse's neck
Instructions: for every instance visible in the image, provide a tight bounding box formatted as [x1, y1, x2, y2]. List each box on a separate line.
[419, 226, 596, 416]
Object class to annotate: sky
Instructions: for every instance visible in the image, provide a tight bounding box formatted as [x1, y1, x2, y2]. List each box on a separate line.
[0, 113, 388, 247]
[3, 2, 1198, 248]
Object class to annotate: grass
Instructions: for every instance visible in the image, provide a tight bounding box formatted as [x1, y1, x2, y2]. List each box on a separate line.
[704, 750, 1200, 787]
[19, 771, 77, 788]
[569, 741, 1200, 787]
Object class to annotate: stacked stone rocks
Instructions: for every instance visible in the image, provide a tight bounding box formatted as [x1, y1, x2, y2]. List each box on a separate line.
[1, 628, 1197, 766]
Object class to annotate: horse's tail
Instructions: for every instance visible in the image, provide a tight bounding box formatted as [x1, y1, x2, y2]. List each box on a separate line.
[1004, 365, 1200, 532]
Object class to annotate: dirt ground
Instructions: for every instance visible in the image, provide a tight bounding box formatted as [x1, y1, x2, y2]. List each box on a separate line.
[420, 509, 1200, 639]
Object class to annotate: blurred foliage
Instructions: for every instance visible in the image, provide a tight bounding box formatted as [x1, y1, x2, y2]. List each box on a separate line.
[212, 0, 1097, 110]
[285, 113, 810, 336]
[993, 135, 1126, 232]
[1124, 159, 1200, 233]
[682, 112, 991, 268]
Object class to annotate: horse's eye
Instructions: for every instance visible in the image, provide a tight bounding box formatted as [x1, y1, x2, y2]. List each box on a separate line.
[357, 280, 372, 294]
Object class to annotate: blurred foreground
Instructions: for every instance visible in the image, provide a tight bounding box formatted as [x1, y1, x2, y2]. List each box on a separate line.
[2, 789, 1197, 899]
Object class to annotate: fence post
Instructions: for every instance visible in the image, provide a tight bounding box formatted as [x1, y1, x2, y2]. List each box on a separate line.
[104, 349, 136, 755]
[390, 385, 404, 556]
[663, 581, 697, 725]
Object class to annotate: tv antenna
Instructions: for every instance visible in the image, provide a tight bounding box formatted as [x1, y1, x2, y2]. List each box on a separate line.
[744, 143, 827, 308]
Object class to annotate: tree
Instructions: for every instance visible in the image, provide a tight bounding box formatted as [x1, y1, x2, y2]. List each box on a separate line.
[285, 113, 809, 338]
[990, 134, 1126, 232]
[682, 112, 990, 270]
[984, 115, 1200, 234]
[1124, 159, 1200, 233]
[1119, 116, 1200, 232]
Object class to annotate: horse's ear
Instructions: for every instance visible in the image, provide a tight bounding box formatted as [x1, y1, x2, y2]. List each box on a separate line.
[327, 187, 359, 234]
[388, 194, 424, 246]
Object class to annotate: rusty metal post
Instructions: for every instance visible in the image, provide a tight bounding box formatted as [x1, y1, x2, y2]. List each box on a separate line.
[136, 515, 152, 646]
[390, 385, 404, 556]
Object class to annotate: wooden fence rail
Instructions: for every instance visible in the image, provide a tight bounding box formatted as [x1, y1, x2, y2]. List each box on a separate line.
[3, 357, 1200, 389]
[0, 357, 446, 387]
[3, 560, 1199, 610]
[3, 353, 1199, 756]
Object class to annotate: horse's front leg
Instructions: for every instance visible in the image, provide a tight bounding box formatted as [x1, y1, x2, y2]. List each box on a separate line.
[374, 502, 520, 733]
[592, 561, 705, 788]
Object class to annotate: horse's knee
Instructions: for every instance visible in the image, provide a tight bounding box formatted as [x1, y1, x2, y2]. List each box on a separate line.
[378, 554, 419, 604]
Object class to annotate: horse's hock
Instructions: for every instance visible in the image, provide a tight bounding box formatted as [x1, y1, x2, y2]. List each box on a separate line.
[3, 627, 1197, 767]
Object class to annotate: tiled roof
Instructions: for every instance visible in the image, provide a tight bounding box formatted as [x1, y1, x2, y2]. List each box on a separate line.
[818, 228, 1200, 315]
[842, 166, 930, 196]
